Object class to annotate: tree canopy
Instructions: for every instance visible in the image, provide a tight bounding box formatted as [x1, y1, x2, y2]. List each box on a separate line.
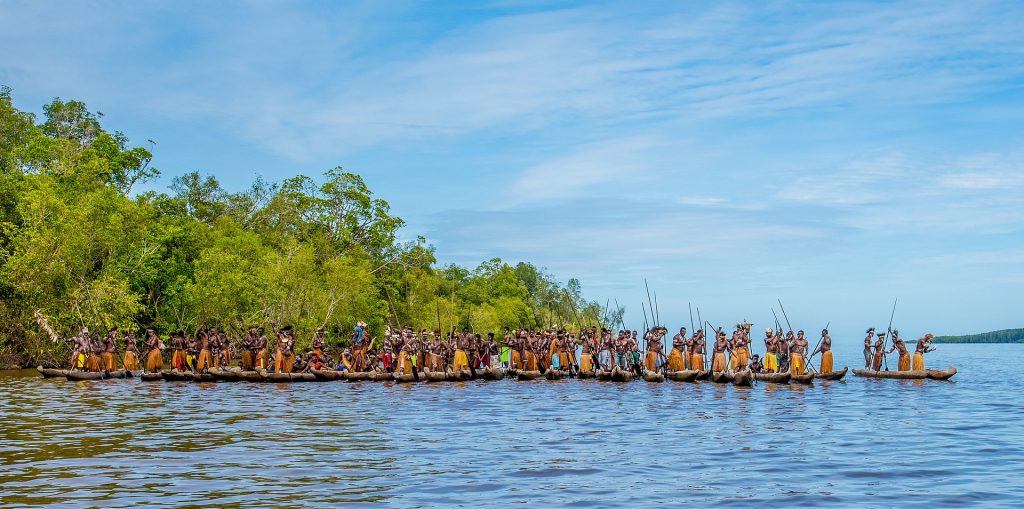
[0, 88, 607, 367]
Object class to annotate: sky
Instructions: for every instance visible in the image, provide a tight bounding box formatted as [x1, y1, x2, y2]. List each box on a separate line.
[2, 0, 1022, 339]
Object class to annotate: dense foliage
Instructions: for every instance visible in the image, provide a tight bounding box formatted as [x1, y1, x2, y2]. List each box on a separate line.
[0, 88, 612, 367]
[932, 329, 1024, 344]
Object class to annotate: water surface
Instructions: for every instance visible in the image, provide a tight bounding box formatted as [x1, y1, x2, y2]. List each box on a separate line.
[1, 344, 1020, 508]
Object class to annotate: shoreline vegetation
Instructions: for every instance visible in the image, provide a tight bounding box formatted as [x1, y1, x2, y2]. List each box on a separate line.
[0, 88, 610, 369]
[932, 329, 1024, 344]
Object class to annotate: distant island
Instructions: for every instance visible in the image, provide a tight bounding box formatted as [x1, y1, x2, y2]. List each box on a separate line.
[932, 329, 1024, 344]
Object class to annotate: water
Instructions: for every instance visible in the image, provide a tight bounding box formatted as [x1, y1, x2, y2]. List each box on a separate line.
[0, 343, 1021, 508]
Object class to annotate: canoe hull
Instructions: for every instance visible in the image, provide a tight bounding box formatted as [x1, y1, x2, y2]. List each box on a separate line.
[753, 372, 791, 383]
[814, 367, 848, 380]
[853, 366, 956, 380]
[642, 371, 665, 383]
[666, 370, 699, 382]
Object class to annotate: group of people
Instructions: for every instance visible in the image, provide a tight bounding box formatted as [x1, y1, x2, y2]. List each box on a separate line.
[48, 318, 937, 376]
[864, 328, 936, 371]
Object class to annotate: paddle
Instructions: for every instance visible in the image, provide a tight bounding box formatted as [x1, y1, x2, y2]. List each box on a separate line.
[883, 299, 897, 371]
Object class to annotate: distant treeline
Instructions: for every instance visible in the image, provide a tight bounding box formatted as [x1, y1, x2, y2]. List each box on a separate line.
[932, 329, 1024, 344]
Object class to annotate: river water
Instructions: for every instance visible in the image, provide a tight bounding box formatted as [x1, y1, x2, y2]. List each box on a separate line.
[0, 343, 1020, 508]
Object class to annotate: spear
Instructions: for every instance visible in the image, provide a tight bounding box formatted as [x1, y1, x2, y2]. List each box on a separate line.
[644, 278, 656, 327]
[883, 299, 897, 371]
[653, 289, 660, 328]
[613, 299, 626, 331]
[777, 299, 794, 333]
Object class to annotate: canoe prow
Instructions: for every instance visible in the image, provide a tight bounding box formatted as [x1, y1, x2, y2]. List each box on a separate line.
[814, 367, 848, 380]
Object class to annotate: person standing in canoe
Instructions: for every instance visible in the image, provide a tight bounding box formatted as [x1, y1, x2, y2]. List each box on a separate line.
[123, 330, 140, 371]
[169, 332, 185, 371]
[864, 328, 875, 368]
[644, 327, 664, 372]
[276, 326, 295, 373]
[811, 328, 833, 373]
[913, 333, 936, 370]
[690, 329, 706, 371]
[255, 328, 269, 370]
[763, 328, 779, 373]
[240, 328, 255, 370]
[101, 328, 119, 371]
[452, 328, 470, 371]
[352, 321, 368, 371]
[711, 330, 728, 372]
[668, 327, 687, 371]
[144, 328, 163, 372]
[872, 332, 886, 370]
[87, 333, 104, 372]
[196, 330, 214, 372]
[312, 327, 327, 359]
[789, 330, 809, 375]
[888, 330, 910, 371]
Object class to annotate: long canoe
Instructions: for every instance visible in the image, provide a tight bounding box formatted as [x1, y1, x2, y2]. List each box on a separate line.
[610, 368, 635, 382]
[791, 373, 815, 384]
[209, 367, 241, 382]
[393, 372, 418, 383]
[666, 370, 699, 382]
[642, 371, 665, 383]
[753, 372, 791, 383]
[482, 368, 505, 381]
[517, 370, 543, 381]
[141, 372, 163, 382]
[577, 370, 597, 379]
[545, 369, 568, 380]
[66, 370, 106, 381]
[814, 367, 849, 380]
[345, 371, 371, 382]
[731, 370, 753, 387]
[853, 366, 957, 380]
[710, 371, 731, 384]
[596, 370, 612, 381]
[162, 370, 191, 382]
[695, 370, 712, 381]
[37, 366, 69, 378]
[425, 370, 448, 382]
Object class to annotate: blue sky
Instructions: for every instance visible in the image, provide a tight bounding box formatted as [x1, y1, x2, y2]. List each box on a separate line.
[2, 1, 1023, 339]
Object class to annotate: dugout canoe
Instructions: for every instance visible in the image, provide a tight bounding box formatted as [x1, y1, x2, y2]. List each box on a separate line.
[482, 368, 505, 380]
[239, 370, 263, 382]
[393, 372, 418, 383]
[66, 370, 106, 381]
[517, 370, 543, 381]
[814, 367, 848, 380]
[711, 371, 731, 384]
[695, 369, 712, 381]
[642, 371, 665, 383]
[853, 366, 957, 380]
[666, 370, 699, 382]
[162, 371, 191, 382]
[345, 371, 371, 382]
[596, 369, 612, 381]
[790, 373, 815, 384]
[209, 367, 241, 382]
[191, 372, 215, 382]
[731, 370, 753, 387]
[447, 369, 473, 381]
[545, 369, 570, 380]
[37, 366, 69, 378]
[425, 370, 448, 382]
[577, 370, 597, 379]
[610, 368, 635, 382]
[141, 372, 163, 381]
[310, 369, 341, 381]
[753, 372, 791, 383]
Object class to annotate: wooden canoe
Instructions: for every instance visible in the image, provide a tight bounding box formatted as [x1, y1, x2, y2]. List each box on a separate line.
[482, 368, 505, 380]
[545, 369, 567, 380]
[642, 371, 665, 383]
[853, 366, 957, 380]
[695, 370, 712, 381]
[141, 372, 163, 381]
[790, 373, 815, 384]
[753, 372, 791, 383]
[37, 366, 69, 378]
[262, 372, 291, 383]
[126, 370, 143, 378]
[238, 370, 263, 382]
[393, 372, 418, 383]
[666, 370, 699, 382]
[451, 369, 474, 381]
[710, 371, 731, 384]
[731, 370, 753, 387]
[162, 371, 191, 382]
[814, 367, 848, 380]
[425, 370, 448, 382]
[610, 368, 635, 382]
[517, 370, 543, 381]
[209, 368, 241, 382]
[66, 370, 106, 381]
[191, 372, 215, 382]
[310, 369, 340, 381]
[577, 370, 597, 379]
[345, 371, 371, 382]
[596, 370, 612, 381]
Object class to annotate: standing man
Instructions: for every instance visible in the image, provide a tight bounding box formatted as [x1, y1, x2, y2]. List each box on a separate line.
[101, 328, 119, 371]
[144, 328, 163, 372]
[122, 330, 140, 371]
[789, 330, 809, 375]
[711, 330, 728, 372]
[811, 328, 833, 373]
[864, 328, 875, 369]
[913, 333, 936, 370]
[888, 330, 910, 371]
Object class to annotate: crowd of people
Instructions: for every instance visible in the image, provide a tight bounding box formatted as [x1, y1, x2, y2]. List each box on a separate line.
[43, 316, 939, 376]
